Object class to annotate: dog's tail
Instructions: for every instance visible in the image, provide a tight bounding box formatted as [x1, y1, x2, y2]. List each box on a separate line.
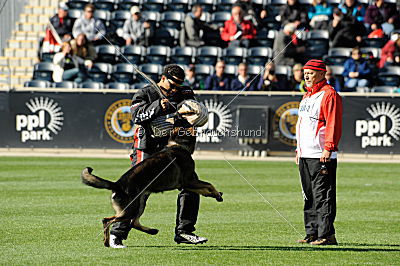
[81, 167, 120, 192]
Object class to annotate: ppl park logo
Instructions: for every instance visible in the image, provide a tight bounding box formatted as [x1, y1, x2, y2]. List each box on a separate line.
[15, 97, 64, 142]
[355, 102, 400, 148]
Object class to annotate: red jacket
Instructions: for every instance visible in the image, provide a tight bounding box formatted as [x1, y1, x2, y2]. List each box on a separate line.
[379, 40, 397, 68]
[220, 18, 256, 42]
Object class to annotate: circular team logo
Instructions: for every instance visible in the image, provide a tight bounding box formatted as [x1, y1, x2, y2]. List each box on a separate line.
[272, 101, 300, 146]
[104, 99, 135, 143]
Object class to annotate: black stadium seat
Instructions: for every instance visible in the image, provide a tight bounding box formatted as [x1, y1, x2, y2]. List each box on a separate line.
[193, 0, 216, 13]
[107, 82, 130, 89]
[160, 11, 185, 30]
[247, 65, 263, 78]
[371, 86, 395, 93]
[110, 10, 131, 29]
[80, 81, 105, 89]
[93, 0, 117, 11]
[224, 64, 237, 79]
[53, 81, 78, 88]
[194, 64, 214, 81]
[255, 29, 276, 48]
[152, 28, 179, 47]
[94, 10, 111, 24]
[211, 11, 231, 28]
[138, 63, 163, 82]
[222, 47, 247, 65]
[117, 0, 140, 10]
[97, 45, 118, 64]
[24, 80, 51, 88]
[247, 47, 272, 66]
[67, 9, 83, 19]
[142, 0, 165, 12]
[377, 66, 400, 86]
[33, 62, 54, 81]
[216, 0, 236, 12]
[196, 46, 221, 65]
[146, 45, 171, 64]
[323, 47, 351, 65]
[120, 45, 145, 64]
[275, 65, 291, 80]
[170, 47, 195, 65]
[66, 0, 90, 10]
[305, 30, 330, 59]
[88, 63, 112, 83]
[112, 63, 136, 83]
[142, 11, 161, 28]
[165, 0, 191, 12]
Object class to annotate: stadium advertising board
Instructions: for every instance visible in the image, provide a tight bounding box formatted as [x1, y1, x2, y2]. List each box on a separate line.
[0, 91, 399, 154]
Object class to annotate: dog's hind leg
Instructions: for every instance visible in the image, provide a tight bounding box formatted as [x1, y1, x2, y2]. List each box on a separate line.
[102, 216, 116, 247]
[130, 192, 159, 235]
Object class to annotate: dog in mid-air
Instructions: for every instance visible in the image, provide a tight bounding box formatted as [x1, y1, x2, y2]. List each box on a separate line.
[81, 100, 223, 247]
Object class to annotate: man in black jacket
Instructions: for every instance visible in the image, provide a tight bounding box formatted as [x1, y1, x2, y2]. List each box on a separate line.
[109, 65, 208, 248]
[50, 3, 73, 41]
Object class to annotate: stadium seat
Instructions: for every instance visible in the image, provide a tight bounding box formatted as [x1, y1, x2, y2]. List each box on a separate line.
[142, 0, 165, 12]
[117, 0, 140, 10]
[53, 81, 78, 88]
[216, 0, 236, 12]
[165, 0, 191, 12]
[120, 45, 145, 64]
[323, 47, 351, 65]
[247, 47, 272, 66]
[193, 0, 216, 13]
[222, 47, 247, 65]
[269, 0, 287, 17]
[33, 62, 54, 81]
[247, 64, 263, 78]
[255, 29, 276, 48]
[67, 9, 83, 19]
[131, 82, 149, 89]
[80, 81, 105, 89]
[196, 46, 221, 65]
[141, 11, 161, 28]
[24, 80, 51, 88]
[96, 45, 118, 64]
[377, 66, 400, 86]
[146, 45, 171, 64]
[160, 11, 185, 30]
[275, 65, 291, 80]
[40, 52, 55, 62]
[224, 64, 237, 79]
[112, 63, 136, 83]
[326, 0, 340, 7]
[88, 63, 112, 83]
[362, 37, 388, 48]
[138, 63, 163, 82]
[107, 82, 131, 89]
[360, 47, 381, 59]
[93, 0, 117, 11]
[170, 47, 195, 65]
[211, 11, 231, 28]
[110, 10, 131, 29]
[94, 10, 111, 24]
[66, 0, 90, 10]
[152, 28, 179, 47]
[200, 11, 211, 22]
[298, 0, 313, 8]
[371, 86, 395, 93]
[305, 30, 329, 59]
[194, 64, 214, 81]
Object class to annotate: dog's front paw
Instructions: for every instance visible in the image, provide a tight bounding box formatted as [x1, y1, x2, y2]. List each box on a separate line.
[216, 192, 223, 202]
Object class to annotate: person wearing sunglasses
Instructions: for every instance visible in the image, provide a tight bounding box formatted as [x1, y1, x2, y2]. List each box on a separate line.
[72, 4, 106, 45]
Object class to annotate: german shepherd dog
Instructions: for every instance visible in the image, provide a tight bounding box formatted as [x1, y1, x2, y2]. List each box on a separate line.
[81, 126, 223, 247]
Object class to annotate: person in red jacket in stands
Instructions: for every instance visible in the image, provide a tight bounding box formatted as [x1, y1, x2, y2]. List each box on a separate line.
[220, 5, 257, 48]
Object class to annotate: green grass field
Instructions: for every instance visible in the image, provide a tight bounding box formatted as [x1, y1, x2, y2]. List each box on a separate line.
[1, 157, 399, 265]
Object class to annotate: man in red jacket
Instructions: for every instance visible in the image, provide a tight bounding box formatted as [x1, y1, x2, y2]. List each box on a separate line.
[295, 59, 343, 245]
[220, 5, 256, 48]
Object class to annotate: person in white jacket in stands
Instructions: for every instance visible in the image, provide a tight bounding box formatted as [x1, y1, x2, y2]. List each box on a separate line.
[72, 4, 106, 45]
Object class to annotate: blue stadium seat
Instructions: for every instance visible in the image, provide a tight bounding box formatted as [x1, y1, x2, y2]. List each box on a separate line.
[80, 81, 105, 89]
[193, 0, 216, 13]
[247, 47, 272, 66]
[24, 80, 51, 88]
[216, 0, 236, 12]
[93, 0, 117, 11]
[255, 29, 276, 48]
[194, 64, 214, 81]
[96, 45, 119, 64]
[66, 0, 90, 10]
[305, 30, 330, 59]
[275, 65, 291, 80]
[117, 0, 140, 10]
[247, 65, 263, 78]
[94, 10, 111, 24]
[110, 10, 131, 29]
[224, 64, 237, 79]
[53, 81, 78, 88]
[142, 11, 161, 28]
[165, 0, 191, 12]
[377, 66, 400, 86]
[170, 47, 196, 65]
[146, 45, 171, 65]
[222, 47, 247, 65]
[33, 62, 54, 81]
[112, 63, 136, 83]
[211, 11, 231, 28]
[67, 9, 83, 19]
[371, 86, 395, 93]
[88, 63, 112, 83]
[107, 82, 131, 89]
[196, 46, 221, 65]
[121, 45, 145, 64]
[323, 47, 351, 65]
[138, 63, 163, 82]
[160, 11, 185, 30]
[142, 0, 165, 12]
[152, 28, 179, 47]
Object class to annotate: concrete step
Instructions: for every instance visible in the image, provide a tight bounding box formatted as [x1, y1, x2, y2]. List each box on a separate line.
[20, 13, 50, 24]
[12, 30, 45, 41]
[8, 57, 39, 67]
[24, 5, 57, 16]
[5, 48, 38, 58]
[7, 40, 38, 49]
[16, 22, 48, 32]
[0, 66, 34, 76]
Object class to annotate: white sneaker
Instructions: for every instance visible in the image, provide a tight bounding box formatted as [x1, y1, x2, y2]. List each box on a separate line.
[109, 234, 127, 248]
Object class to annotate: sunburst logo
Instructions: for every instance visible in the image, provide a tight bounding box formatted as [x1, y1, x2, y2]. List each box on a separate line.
[15, 97, 64, 142]
[355, 102, 400, 148]
[197, 99, 232, 143]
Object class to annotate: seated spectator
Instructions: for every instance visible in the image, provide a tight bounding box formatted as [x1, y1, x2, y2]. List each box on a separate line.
[180, 5, 221, 47]
[50, 2, 73, 41]
[231, 63, 256, 91]
[329, 8, 364, 48]
[70, 33, 97, 69]
[308, 0, 333, 30]
[364, 0, 399, 35]
[235, 0, 268, 28]
[184, 65, 203, 90]
[257, 62, 288, 91]
[123, 6, 153, 47]
[342, 47, 371, 90]
[326, 65, 342, 92]
[289, 63, 306, 92]
[204, 60, 231, 90]
[273, 23, 306, 66]
[379, 36, 400, 68]
[279, 0, 309, 29]
[72, 4, 106, 45]
[339, 0, 366, 23]
[367, 23, 385, 38]
[52, 42, 90, 83]
[220, 5, 257, 48]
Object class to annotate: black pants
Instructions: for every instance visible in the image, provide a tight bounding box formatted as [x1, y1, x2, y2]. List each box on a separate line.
[110, 148, 200, 239]
[299, 158, 337, 238]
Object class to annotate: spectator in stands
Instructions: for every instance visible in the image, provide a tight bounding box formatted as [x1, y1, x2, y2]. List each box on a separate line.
[231, 63, 256, 91]
[279, 0, 309, 29]
[257, 62, 288, 91]
[204, 60, 231, 90]
[339, 0, 366, 23]
[342, 47, 371, 90]
[308, 0, 333, 30]
[221, 5, 257, 48]
[50, 2, 73, 41]
[364, 0, 399, 35]
[184, 65, 203, 90]
[70, 33, 97, 69]
[326, 65, 342, 92]
[122, 6, 153, 47]
[289, 63, 306, 92]
[52, 42, 90, 83]
[180, 5, 221, 47]
[273, 23, 306, 66]
[329, 8, 364, 48]
[379, 36, 400, 68]
[72, 4, 106, 45]
[235, 0, 268, 28]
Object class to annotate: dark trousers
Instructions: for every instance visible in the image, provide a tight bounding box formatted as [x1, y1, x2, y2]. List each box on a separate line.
[299, 158, 337, 238]
[110, 148, 200, 239]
